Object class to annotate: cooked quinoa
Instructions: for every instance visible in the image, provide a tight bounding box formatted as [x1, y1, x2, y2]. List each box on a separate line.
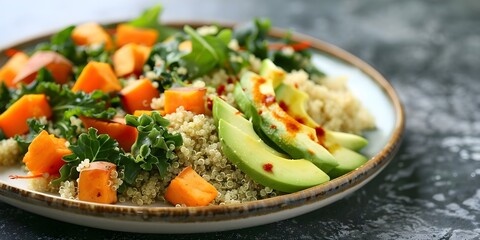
[0, 139, 22, 166]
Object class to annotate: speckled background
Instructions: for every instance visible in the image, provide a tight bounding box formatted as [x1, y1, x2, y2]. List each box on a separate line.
[1, 0, 479, 239]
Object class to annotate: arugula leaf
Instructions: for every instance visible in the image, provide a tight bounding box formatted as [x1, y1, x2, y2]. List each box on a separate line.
[126, 112, 182, 178]
[128, 4, 179, 42]
[181, 26, 230, 79]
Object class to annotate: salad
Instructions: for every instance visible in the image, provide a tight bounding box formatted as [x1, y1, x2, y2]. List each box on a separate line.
[0, 5, 375, 206]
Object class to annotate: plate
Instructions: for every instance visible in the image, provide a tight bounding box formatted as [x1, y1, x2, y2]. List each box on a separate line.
[0, 22, 405, 233]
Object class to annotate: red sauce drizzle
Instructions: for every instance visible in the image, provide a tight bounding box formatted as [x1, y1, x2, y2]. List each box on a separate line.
[295, 117, 305, 124]
[272, 110, 300, 133]
[270, 125, 277, 129]
[206, 97, 213, 111]
[279, 101, 289, 112]
[263, 95, 276, 106]
[263, 163, 273, 173]
[315, 127, 326, 145]
[235, 111, 242, 115]
[216, 84, 226, 96]
[5, 48, 21, 57]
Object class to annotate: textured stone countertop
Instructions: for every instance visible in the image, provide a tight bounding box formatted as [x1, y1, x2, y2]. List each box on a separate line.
[1, 0, 480, 239]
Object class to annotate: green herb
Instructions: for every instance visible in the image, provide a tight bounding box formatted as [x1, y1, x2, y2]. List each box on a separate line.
[233, 18, 271, 59]
[0, 82, 12, 114]
[181, 26, 229, 79]
[52, 128, 128, 185]
[128, 4, 179, 42]
[126, 112, 183, 178]
[14, 118, 47, 153]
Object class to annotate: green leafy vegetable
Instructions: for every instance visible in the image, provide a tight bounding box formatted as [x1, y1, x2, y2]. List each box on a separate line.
[126, 112, 183, 178]
[128, 4, 179, 42]
[0, 82, 12, 114]
[14, 118, 47, 153]
[52, 128, 128, 185]
[234, 18, 271, 59]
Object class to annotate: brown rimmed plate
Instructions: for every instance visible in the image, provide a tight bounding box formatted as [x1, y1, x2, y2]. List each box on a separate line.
[0, 21, 404, 233]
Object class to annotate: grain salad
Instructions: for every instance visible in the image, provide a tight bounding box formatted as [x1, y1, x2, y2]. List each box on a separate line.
[0, 5, 374, 206]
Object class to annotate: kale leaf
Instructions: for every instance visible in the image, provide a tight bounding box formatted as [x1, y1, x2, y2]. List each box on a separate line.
[126, 112, 183, 178]
[233, 18, 271, 59]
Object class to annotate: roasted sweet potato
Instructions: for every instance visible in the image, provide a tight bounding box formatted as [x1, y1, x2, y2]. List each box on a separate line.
[0, 94, 52, 138]
[80, 116, 138, 151]
[165, 166, 218, 206]
[72, 22, 113, 50]
[71, 61, 122, 93]
[112, 43, 151, 77]
[119, 78, 160, 113]
[116, 24, 158, 47]
[0, 52, 29, 88]
[13, 51, 72, 85]
[22, 130, 71, 176]
[78, 161, 118, 204]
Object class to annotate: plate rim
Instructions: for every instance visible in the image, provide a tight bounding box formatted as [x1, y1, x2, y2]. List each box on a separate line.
[0, 20, 405, 224]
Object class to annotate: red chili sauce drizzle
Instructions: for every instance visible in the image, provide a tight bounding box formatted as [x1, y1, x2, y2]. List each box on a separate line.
[263, 163, 273, 173]
[279, 101, 289, 112]
[315, 126, 327, 148]
[216, 84, 226, 96]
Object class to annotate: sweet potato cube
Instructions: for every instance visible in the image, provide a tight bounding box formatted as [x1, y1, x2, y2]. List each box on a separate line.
[72, 22, 113, 50]
[71, 61, 122, 93]
[80, 116, 138, 151]
[112, 43, 151, 77]
[0, 94, 52, 138]
[165, 166, 218, 206]
[13, 51, 72, 85]
[78, 161, 118, 204]
[0, 52, 29, 88]
[119, 78, 160, 113]
[22, 130, 71, 175]
[164, 87, 206, 114]
[116, 24, 158, 47]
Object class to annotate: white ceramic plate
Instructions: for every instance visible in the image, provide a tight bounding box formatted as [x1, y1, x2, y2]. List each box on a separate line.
[0, 22, 404, 233]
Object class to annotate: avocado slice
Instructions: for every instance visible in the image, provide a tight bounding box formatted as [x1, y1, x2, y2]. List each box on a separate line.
[219, 119, 330, 193]
[274, 83, 368, 151]
[327, 146, 368, 178]
[212, 96, 288, 158]
[259, 59, 286, 89]
[239, 71, 338, 173]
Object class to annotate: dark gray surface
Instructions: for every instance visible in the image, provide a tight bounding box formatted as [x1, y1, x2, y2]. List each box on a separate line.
[1, 0, 480, 239]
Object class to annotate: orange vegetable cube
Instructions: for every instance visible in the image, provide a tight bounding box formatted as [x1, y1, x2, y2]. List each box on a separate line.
[0, 52, 29, 88]
[164, 87, 206, 114]
[78, 161, 118, 204]
[72, 61, 122, 93]
[112, 43, 151, 77]
[119, 78, 160, 113]
[116, 24, 158, 47]
[13, 51, 72, 85]
[22, 130, 71, 175]
[165, 166, 218, 206]
[80, 116, 138, 152]
[72, 22, 113, 50]
[0, 94, 52, 138]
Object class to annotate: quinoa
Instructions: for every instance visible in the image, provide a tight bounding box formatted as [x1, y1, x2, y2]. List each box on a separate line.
[283, 70, 375, 134]
[29, 173, 59, 193]
[121, 107, 279, 205]
[0, 138, 22, 166]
